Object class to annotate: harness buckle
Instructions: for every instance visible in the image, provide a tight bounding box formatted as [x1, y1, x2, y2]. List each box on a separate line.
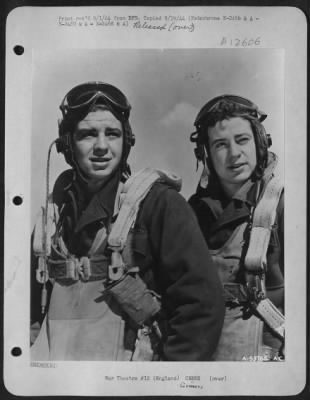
[65, 257, 92, 280]
[79, 256, 91, 280]
[36, 256, 49, 284]
[108, 250, 126, 281]
[66, 258, 79, 280]
[246, 275, 266, 305]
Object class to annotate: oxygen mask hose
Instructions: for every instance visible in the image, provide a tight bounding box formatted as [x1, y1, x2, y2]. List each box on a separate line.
[40, 139, 57, 313]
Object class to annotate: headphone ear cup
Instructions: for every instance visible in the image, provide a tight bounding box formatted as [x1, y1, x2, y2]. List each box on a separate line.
[194, 143, 205, 162]
[56, 134, 70, 154]
[194, 147, 202, 162]
[266, 133, 272, 148]
[130, 133, 136, 147]
[258, 124, 271, 149]
[55, 134, 76, 168]
[56, 137, 65, 154]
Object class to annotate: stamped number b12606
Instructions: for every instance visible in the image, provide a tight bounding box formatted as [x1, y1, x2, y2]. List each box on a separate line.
[220, 37, 261, 47]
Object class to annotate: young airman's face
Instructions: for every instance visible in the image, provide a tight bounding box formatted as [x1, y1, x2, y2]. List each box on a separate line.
[73, 109, 123, 189]
[208, 117, 257, 197]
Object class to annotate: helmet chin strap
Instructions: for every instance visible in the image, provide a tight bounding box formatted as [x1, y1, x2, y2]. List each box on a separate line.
[71, 157, 89, 185]
[199, 164, 209, 189]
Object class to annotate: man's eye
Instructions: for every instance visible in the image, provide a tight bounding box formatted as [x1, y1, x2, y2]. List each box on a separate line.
[106, 130, 121, 137]
[76, 130, 96, 139]
[214, 142, 226, 149]
[238, 137, 250, 145]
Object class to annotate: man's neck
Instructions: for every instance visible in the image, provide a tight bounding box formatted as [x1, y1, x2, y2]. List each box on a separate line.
[86, 179, 108, 194]
[220, 181, 244, 198]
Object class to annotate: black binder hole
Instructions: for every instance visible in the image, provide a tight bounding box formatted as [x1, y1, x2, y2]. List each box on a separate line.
[13, 45, 24, 55]
[11, 347, 22, 357]
[13, 196, 23, 205]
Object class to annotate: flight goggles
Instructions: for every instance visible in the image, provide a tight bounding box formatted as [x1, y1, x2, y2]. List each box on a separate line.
[194, 94, 267, 127]
[60, 82, 131, 120]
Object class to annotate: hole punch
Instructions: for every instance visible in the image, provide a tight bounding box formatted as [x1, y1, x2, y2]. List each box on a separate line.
[13, 196, 23, 205]
[13, 45, 24, 55]
[11, 347, 22, 357]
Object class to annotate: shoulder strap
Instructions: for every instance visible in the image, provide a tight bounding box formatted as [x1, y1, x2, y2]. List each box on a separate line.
[108, 168, 181, 251]
[244, 174, 285, 340]
[33, 197, 59, 257]
[245, 175, 283, 273]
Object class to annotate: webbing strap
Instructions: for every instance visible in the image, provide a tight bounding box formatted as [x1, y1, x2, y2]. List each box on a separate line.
[108, 168, 161, 250]
[47, 257, 109, 280]
[245, 176, 283, 273]
[244, 174, 285, 339]
[256, 298, 285, 339]
[33, 200, 58, 257]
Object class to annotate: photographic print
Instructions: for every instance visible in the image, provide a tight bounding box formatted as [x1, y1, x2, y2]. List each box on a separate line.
[4, 5, 307, 397]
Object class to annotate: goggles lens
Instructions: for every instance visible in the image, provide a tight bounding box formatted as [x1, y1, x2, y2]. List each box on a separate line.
[195, 94, 267, 126]
[60, 82, 131, 117]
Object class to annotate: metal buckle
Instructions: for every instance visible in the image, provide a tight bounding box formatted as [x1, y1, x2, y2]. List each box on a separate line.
[65, 257, 92, 281]
[108, 251, 126, 281]
[79, 256, 91, 280]
[66, 258, 79, 280]
[246, 275, 266, 304]
[36, 256, 49, 284]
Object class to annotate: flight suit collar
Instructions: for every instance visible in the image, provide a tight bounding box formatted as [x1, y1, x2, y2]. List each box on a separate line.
[232, 179, 257, 205]
[204, 179, 257, 234]
[73, 172, 120, 234]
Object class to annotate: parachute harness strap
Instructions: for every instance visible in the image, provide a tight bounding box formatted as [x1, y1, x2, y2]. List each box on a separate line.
[107, 168, 162, 281]
[244, 174, 284, 339]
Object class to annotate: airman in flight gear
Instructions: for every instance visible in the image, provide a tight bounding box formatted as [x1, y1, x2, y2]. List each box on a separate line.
[189, 95, 284, 361]
[30, 81, 225, 361]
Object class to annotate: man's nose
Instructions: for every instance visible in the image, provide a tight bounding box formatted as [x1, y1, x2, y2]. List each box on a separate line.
[93, 133, 108, 153]
[229, 142, 241, 158]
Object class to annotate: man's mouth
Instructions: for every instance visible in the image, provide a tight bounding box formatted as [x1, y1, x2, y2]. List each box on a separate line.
[90, 157, 111, 163]
[228, 163, 246, 170]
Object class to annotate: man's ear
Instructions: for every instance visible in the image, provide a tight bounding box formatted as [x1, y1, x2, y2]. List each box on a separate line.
[194, 145, 205, 162]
